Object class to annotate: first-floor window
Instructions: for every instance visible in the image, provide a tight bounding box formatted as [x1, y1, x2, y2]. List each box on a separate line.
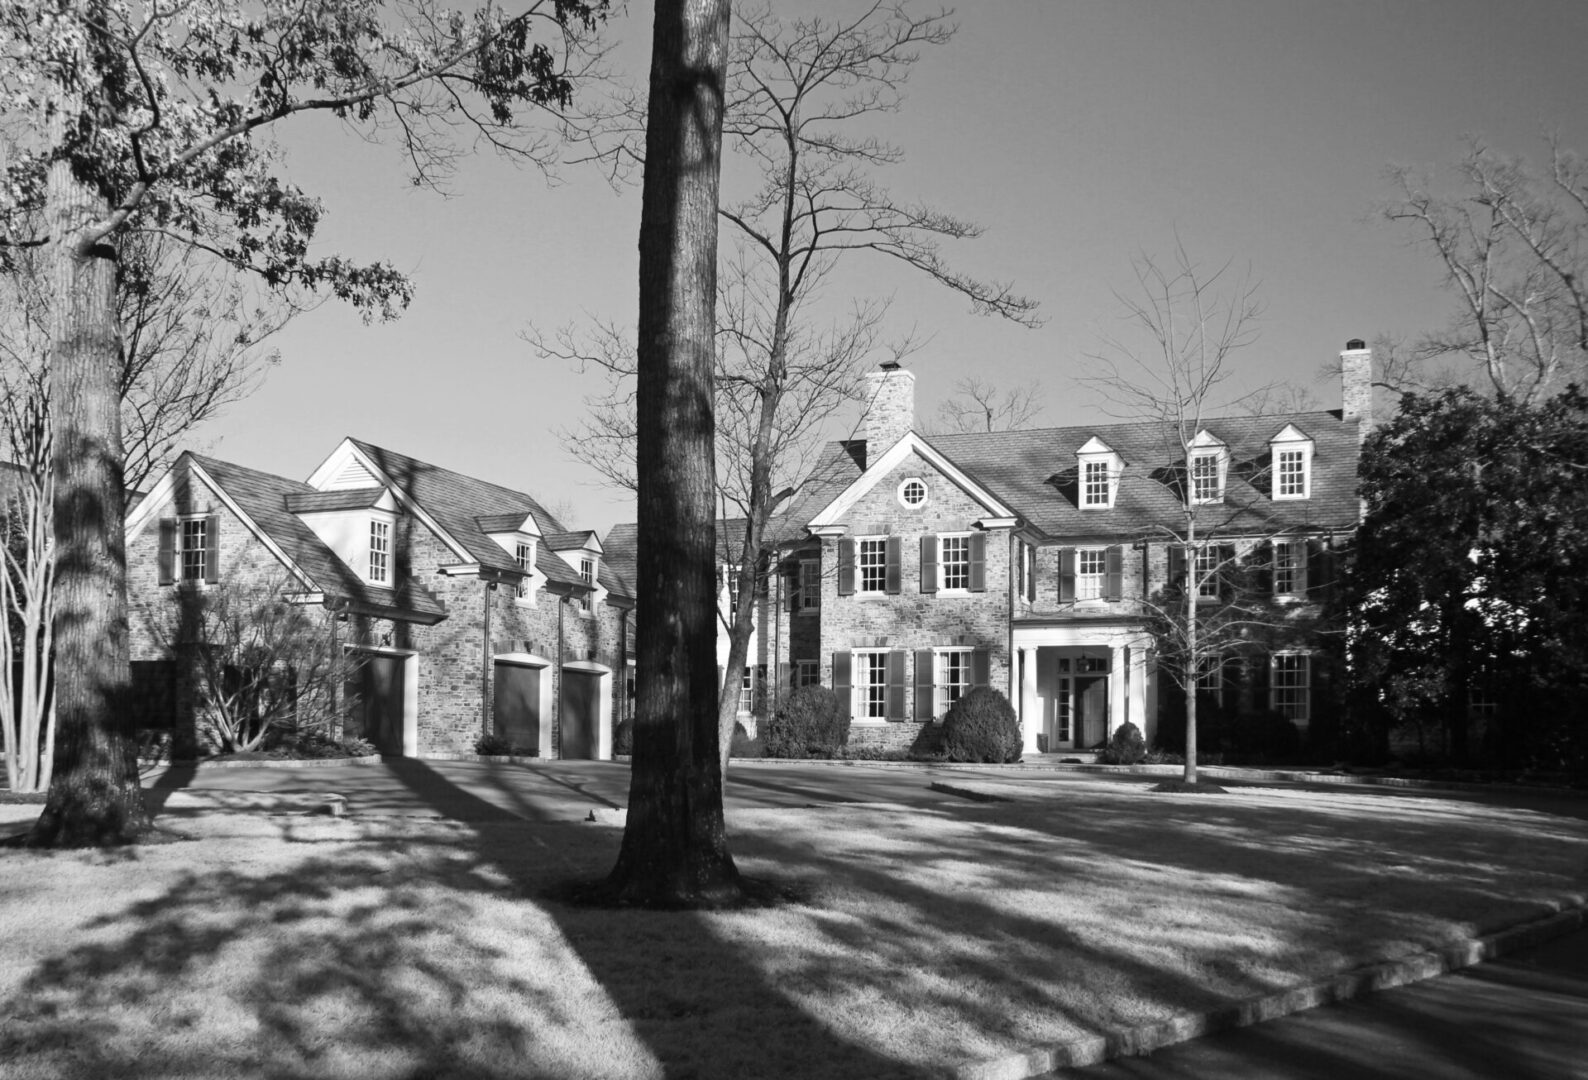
[937, 649, 972, 713]
[796, 659, 821, 688]
[1196, 655, 1223, 691]
[1272, 653, 1310, 722]
[180, 517, 209, 582]
[856, 650, 889, 719]
[368, 519, 390, 584]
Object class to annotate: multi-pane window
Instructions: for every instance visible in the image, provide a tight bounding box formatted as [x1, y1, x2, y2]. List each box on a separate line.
[1191, 453, 1221, 503]
[898, 478, 928, 507]
[1195, 545, 1221, 600]
[858, 538, 888, 593]
[1081, 459, 1110, 508]
[1276, 449, 1307, 498]
[1273, 540, 1304, 597]
[1076, 549, 1107, 600]
[1196, 655, 1223, 691]
[798, 559, 820, 611]
[580, 557, 594, 585]
[738, 665, 765, 715]
[937, 649, 972, 713]
[940, 535, 971, 590]
[1272, 653, 1310, 722]
[180, 518, 209, 581]
[368, 519, 390, 584]
[515, 541, 534, 599]
[796, 660, 821, 687]
[856, 650, 889, 719]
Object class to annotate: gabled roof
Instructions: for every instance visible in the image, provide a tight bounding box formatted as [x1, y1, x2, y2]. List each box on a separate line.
[545, 530, 603, 554]
[476, 512, 541, 536]
[285, 487, 388, 513]
[807, 431, 1016, 530]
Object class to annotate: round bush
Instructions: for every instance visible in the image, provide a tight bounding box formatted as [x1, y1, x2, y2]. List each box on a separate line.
[612, 717, 634, 756]
[764, 685, 850, 759]
[1101, 721, 1147, 765]
[940, 687, 1021, 764]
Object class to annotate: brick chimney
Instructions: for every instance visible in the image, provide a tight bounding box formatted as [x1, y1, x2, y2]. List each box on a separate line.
[861, 361, 916, 458]
[1340, 338, 1373, 442]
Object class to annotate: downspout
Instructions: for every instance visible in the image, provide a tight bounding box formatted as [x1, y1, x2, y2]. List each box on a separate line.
[481, 578, 496, 738]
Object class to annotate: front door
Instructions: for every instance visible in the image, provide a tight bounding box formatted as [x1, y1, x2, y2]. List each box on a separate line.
[559, 669, 600, 759]
[1076, 674, 1109, 748]
[351, 653, 405, 755]
[493, 662, 541, 752]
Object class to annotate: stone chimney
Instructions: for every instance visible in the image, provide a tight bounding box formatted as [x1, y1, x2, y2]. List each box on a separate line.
[861, 361, 916, 458]
[1340, 338, 1373, 442]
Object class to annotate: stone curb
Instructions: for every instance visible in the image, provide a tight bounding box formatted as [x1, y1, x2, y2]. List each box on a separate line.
[422, 753, 543, 764]
[929, 781, 1012, 803]
[138, 754, 384, 771]
[948, 899, 1588, 1080]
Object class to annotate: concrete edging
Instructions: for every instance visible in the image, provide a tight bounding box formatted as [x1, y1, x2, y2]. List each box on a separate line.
[951, 900, 1588, 1080]
[139, 754, 384, 771]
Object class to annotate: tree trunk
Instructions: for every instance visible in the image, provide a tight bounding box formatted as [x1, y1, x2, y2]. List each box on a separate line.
[607, 0, 741, 906]
[27, 128, 152, 846]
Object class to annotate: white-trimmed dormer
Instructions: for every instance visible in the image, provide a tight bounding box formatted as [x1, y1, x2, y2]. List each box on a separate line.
[1076, 436, 1123, 510]
[1269, 423, 1315, 500]
[287, 487, 403, 587]
[548, 531, 606, 614]
[1188, 429, 1229, 505]
[479, 512, 544, 605]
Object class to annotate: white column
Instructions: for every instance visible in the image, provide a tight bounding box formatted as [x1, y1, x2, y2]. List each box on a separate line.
[1020, 646, 1041, 754]
[1110, 642, 1127, 737]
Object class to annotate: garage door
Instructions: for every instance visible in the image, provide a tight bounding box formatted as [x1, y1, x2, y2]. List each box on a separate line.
[559, 669, 600, 759]
[349, 653, 406, 755]
[493, 662, 542, 753]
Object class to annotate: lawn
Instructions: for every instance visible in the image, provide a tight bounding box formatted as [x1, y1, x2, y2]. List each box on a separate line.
[0, 776, 1584, 1079]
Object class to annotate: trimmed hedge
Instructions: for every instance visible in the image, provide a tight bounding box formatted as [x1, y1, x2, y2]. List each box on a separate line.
[1100, 721, 1147, 765]
[940, 687, 1022, 764]
[764, 686, 850, 758]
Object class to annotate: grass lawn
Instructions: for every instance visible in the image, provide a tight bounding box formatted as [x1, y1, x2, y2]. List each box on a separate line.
[0, 776, 1585, 1079]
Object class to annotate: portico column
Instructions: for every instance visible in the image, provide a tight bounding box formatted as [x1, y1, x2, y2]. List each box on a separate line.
[1020, 645, 1040, 754]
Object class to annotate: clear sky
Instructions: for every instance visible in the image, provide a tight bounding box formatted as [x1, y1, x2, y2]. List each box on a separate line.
[194, 0, 1588, 535]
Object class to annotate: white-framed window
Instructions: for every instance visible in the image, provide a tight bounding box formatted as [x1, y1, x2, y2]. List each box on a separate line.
[1196, 655, 1223, 691]
[796, 659, 821, 687]
[738, 665, 765, 715]
[179, 517, 209, 582]
[1016, 540, 1033, 602]
[936, 648, 973, 714]
[1273, 539, 1305, 597]
[515, 540, 535, 600]
[1076, 548, 1107, 600]
[1081, 459, 1111, 508]
[1276, 449, 1307, 498]
[1190, 453, 1223, 503]
[580, 556, 595, 585]
[854, 649, 890, 720]
[897, 477, 929, 508]
[940, 534, 971, 591]
[1272, 652, 1310, 722]
[368, 518, 391, 584]
[798, 559, 820, 612]
[1195, 545, 1221, 600]
[858, 537, 888, 593]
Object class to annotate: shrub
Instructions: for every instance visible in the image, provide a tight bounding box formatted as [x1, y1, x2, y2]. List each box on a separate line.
[764, 686, 849, 758]
[730, 721, 765, 759]
[1100, 721, 1147, 765]
[940, 687, 1021, 764]
[474, 733, 512, 756]
[908, 721, 948, 761]
[613, 717, 634, 756]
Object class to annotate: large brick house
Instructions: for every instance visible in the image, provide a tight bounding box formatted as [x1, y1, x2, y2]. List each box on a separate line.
[611, 343, 1372, 755]
[126, 437, 633, 759]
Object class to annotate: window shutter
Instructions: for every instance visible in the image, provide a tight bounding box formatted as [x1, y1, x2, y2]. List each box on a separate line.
[778, 662, 791, 691]
[913, 649, 935, 720]
[837, 540, 855, 595]
[1306, 539, 1327, 599]
[885, 536, 902, 594]
[1027, 545, 1038, 602]
[157, 519, 176, 585]
[886, 650, 907, 719]
[832, 651, 851, 716]
[1252, 653, 1272, 713]
[1253, 540, 1274, 595]
[968, 532, 986, 592]
[919, 536, 938, 593]
[785, 569, 798, 612]
[1218, 544, 1236, 600]
[1104, 545, 1124, 601]
[1168, 545, 1186, 595]
[1058, 547, 1076, 603]
[204, 513, 221, 584]
[971, 647, 991, 688]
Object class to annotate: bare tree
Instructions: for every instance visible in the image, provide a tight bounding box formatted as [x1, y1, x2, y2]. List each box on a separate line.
[1383, 136, 1588, 404]
[926, 375, 1045, 434]
[559, 0, 1041, 774]
[1, 0, 606, 846]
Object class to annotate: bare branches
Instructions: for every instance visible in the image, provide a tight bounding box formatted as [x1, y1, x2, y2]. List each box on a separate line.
[925, 376, 1045, 435]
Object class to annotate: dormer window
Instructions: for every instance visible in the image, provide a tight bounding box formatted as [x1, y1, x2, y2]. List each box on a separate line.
[368, 518, 391, 584]
[1269, 424, 1315, 500]
[515, 539, 536, 601]
[580, 557, 595, 585]
[1076, 436, 1122, 510]
[1188, 430, 1228, 505]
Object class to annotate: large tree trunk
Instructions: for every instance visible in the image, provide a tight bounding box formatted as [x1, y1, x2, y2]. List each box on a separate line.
[27, 129, 152, 846]
[607, 0, 741, 906]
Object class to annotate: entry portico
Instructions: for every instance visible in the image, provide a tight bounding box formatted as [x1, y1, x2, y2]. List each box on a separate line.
[1013, 622, 1155, 755]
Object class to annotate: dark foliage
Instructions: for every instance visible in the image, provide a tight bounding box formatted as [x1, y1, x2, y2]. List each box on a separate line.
[940, 687, 1021, 764]
[612, 717, 634, 756]
[764, 686, 850, 759]
[729, 721, 765, 759]
[1100, 721, 1147, 765]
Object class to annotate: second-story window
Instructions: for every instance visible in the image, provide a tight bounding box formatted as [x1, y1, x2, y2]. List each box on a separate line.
[181, 518, 209, 582]
[798, 559, 820, 611]
[1277, 448, 1307, 498]
[940, 535, 971, 590]
[858, 538, 888, 593]
[1081, 459, 1110, 508]
[1076, 549, 1107, 600]
[580, 556, 594, 585]
[1195, 545, 1221, 600]
[1273, 539, 1305, 597]
[1191, 453, 1222, 503]
[368, 519, 390, 584]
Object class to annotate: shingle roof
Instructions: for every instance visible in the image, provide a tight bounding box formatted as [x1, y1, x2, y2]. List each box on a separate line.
[544, 530, 599, 551]
[603, 522, 637, 596]
[285, 487, 386, 513]
[476, 512, 534, 534]
[188, 454, 447, 621]
[348, 440, 632, 600]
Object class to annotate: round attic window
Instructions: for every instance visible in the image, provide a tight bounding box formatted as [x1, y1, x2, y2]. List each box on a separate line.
[898, 477, 929, 508]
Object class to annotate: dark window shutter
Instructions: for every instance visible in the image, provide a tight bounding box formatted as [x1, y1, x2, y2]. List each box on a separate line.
[157, 519, 176, 585]
[914, 649, 935, 720]
[1306, 538, 1327, 599]
[885, 536, 902, 594]
[886, 650, 907, 719]
[971, 647, 991, 688]
[920, 535, 938, 593]
[786, 569, 798, 612]
[1218, 544, 1236, 600]
[1253, 540, 1274, 595]
[1058, 547, 1076, 603]
[1168, 545, 1186, 595]
[1251, 653, 1272, 713]
[1027, 545, 1037, 602]
[837, 540, 855, 595]
[204, 514, 221, 584]
[1104, 545, 1124, 601]
[832, 651, 851, 715]
[968, 532, 986, 592]
[778, 662, 791, 690]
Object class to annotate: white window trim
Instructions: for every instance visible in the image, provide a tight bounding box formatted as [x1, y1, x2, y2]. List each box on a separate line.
[856, 535, 889, 595]
[851, 648, 891, 723]
[1271, 651, 1312, 723]
[1194, 545, 1221, 602]
[797, 559, 820, 613]
[1078, 455, 1119, 509]
[1273, 444, 1314, 500]
[513, 536, 539, 606]
[176, 513, 211, 585]
[937, 531, 974, 594]
[897, 477, 930, 509]
[1189, 450, 1228, 505]
[367, 514, 393, 586]
[933, 646, 973, 716]
[1272, 538, 1306, 600]
[1075, 546, 1108, 602]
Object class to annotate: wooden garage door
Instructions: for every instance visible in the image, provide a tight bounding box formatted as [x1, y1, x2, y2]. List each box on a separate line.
[350, 653, 405, 755]
[493, 662, 541, 752]
[559, 669, 600, 759]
